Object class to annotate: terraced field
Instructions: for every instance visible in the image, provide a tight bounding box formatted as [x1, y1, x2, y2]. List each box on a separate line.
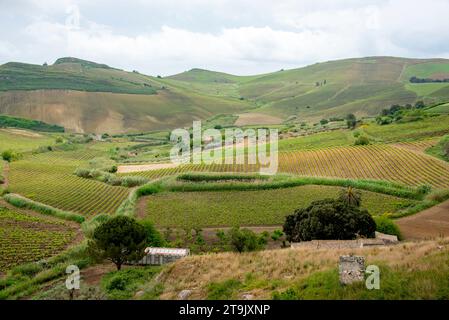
[143, 185, 416, 228]
[124, 144, 449, 188]
[8, 149, 129, 216]
[0, 206, 77, 271]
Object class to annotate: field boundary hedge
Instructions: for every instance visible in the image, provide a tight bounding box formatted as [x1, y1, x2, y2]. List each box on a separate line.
[3, 193, 85, 223]
[168, 174, 425, 200]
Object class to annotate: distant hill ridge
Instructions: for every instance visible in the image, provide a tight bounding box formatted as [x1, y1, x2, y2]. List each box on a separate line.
[0, 56, 449, 133]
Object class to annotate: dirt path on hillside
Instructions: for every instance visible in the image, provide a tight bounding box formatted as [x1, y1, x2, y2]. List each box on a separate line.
[1, 162, 9, 189]
[397, 199, 449, 240]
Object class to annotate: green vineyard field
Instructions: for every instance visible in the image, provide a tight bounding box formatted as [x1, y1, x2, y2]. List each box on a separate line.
[8, 149, 129, 216]
[144, 185, 416, 228]
[123, 144, 449, 188]
[0, 207, 77, 271]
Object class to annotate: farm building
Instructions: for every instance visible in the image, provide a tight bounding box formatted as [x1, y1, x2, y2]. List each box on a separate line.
[137, 247, 190, 265]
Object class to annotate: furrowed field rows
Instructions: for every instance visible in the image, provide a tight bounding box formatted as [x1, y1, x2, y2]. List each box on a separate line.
[391, 139, 439, 154]
[8, 151, 129, 216]
[0, 207, 77, 271]
[124, 145, 449, 188]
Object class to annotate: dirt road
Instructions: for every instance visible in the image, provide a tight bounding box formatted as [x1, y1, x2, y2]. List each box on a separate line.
[397, 199, 449, 240]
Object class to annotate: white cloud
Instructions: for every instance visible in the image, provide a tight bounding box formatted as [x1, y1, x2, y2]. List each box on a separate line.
[1, 0, 449, 75]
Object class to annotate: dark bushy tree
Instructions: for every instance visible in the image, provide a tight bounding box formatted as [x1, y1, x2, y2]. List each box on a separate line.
[88, 216, 147, 270]
[346, 114, 357, 129]
[283, 199, 376, 242]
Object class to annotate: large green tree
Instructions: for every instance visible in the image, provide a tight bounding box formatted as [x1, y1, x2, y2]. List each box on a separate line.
[283, 198, 376, 242]
[88, 216, 147, 270]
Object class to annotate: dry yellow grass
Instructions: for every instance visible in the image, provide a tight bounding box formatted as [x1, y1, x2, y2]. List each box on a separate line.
[157, 238, 449, 299]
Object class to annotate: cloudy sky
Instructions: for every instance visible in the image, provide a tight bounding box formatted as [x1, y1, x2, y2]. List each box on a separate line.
[1, 0, 449, 76]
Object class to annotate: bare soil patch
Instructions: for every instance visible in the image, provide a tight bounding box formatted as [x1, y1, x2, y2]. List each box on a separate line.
[397, 199, 449, 240]
[118, 162, 179, 173]
[235, 113, 283, 126]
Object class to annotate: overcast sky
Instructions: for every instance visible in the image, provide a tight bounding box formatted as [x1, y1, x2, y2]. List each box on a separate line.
[1, 0, 449, 76]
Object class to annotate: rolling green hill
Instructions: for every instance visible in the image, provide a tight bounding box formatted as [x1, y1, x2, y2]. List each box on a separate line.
[1, 56, 449, 133]
[165, 57, 449, 123]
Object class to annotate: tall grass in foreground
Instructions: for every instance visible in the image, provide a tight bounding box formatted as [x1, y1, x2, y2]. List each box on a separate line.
[3, 193, 85, 223]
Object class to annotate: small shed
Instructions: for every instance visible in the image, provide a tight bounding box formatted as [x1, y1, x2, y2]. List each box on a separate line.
[137, 247, 190, 266]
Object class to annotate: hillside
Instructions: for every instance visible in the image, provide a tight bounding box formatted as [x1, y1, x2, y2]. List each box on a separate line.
[1, 56, 449, 133]
[0, 58, 252, 134]
[165, 57, 449, 123]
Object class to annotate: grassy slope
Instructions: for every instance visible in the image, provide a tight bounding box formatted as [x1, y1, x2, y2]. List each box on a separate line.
[158, 238, 449, 300]
[0, 129, 55, 152]
[166, 57, 449, 123]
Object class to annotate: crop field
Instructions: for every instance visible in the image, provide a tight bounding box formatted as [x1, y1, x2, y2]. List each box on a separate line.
[277, 130, 354, 152]
[8, 150, 129, 216]
[124, 143, 449, 188]
[0, 206, 77, 271]
[143, 185, 416, 228]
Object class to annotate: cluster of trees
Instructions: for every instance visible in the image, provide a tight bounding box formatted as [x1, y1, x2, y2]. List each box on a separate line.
[87, 215, 285, 270]
[0, 115, 64, 132]
[376, 101, 426, 125]
[315, 79, 327, 87]
[410, 76, 449, 83]
[283, 188, 376, 242]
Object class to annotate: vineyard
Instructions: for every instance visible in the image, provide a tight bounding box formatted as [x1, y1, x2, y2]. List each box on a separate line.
[0, 206, 77, 271]
[123, 144, 449, 189]
[143, 185, 416, 228]
[8, 149, 129, 217]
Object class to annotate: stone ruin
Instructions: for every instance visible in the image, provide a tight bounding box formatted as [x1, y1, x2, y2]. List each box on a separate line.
[339, 255, 365, 285]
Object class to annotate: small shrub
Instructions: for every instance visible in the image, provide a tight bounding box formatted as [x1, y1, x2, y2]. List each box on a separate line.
[207, 279, 242, 300]
[136, 183, 162, 197]
[354, 136, 370, 146]
[74, 168, 91, 178]
[121, 176, 149, 188]
[417, 184, 432, 195]
[1, 150, 22, 162]
[227, 227, 267, 253]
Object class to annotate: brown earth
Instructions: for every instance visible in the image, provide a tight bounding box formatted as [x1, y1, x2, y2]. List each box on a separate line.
[235, 112, 283, 126]
[397, 199, 449, 240]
